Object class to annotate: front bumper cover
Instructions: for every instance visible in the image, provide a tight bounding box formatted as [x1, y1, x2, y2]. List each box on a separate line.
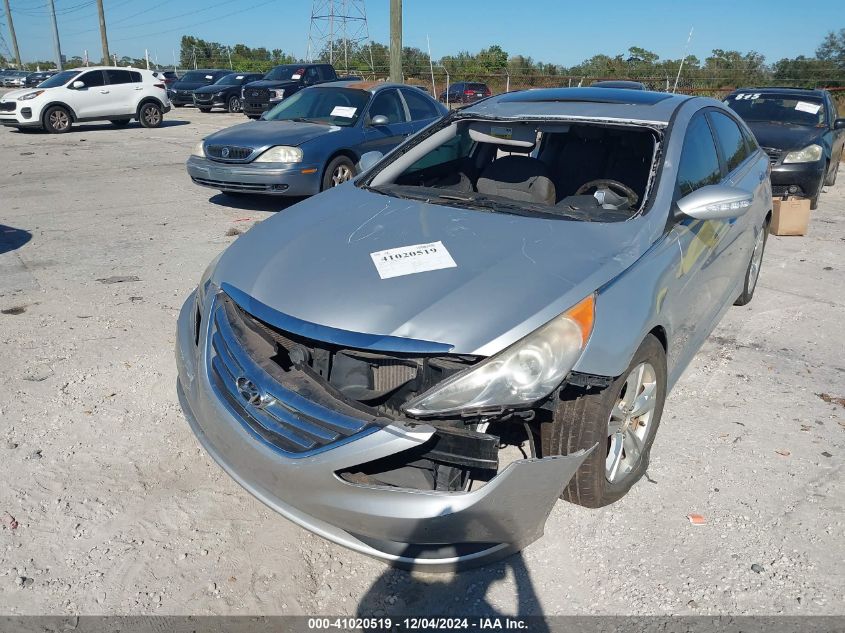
[175, 289, 592, 570]
[186, 155, 322, 196]
[770, 161, 825, 197]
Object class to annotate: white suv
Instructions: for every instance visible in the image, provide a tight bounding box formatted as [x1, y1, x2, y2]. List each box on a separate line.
[0, 66, 171, 133]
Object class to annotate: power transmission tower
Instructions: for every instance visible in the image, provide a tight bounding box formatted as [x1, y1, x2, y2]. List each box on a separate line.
[306, 0, 374, 76]
[2, 0, 21, 68]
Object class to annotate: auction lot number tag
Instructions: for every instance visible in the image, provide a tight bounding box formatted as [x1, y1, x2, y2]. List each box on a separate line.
[370, 241, 457, 279]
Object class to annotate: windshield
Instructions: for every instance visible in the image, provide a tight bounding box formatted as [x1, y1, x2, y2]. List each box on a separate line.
[725, 93, 826, 127]
[263, 66, 304, 81]
[180, 71, 218, 84]
[263, 87, 370, 127]
[214, 73, 245, 86]
[38, 70, 80, 88]
[362, 120, 658, 222]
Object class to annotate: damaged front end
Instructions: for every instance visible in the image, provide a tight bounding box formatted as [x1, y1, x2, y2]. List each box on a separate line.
[176, 285, 593, 569]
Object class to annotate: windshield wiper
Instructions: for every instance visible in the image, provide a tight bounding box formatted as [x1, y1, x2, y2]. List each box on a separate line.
[290, 117, 326, 124]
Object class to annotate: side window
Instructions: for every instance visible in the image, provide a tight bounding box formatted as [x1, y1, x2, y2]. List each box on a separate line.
[676, 114, 722, 197]
[105, 69, 133, 85]
[305, 67, 319, 84]
[708, 111, 751, 173]
[404, 131, 474, 174]
[368, 89, 406, 124]
[401, 88, 439, 121]
[128, 71, 141, 83]
[318, 65, 333, 80]
[78, 70, 106, 88]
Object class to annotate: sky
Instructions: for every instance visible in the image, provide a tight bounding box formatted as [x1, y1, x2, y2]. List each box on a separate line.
[3, 0, 841, 67]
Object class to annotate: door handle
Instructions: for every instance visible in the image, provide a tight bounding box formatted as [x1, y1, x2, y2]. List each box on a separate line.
[100, 90, 110, 94]
[134, 86, 143, 90]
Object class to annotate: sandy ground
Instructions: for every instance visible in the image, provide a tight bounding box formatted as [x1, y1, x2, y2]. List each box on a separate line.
[0, 98, 843, 617]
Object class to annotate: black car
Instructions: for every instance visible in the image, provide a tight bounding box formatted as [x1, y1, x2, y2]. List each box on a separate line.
[193, 72, 264, 113]
[725, 87, 845, 208]
[241, 63, 339, 118]
[592, 80, 647, 90]
[168, 69, 231, 107]
[24, 71, 56, 88]
[437, 81, 491, 104]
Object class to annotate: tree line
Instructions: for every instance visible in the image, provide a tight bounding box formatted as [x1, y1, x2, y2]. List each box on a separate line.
[4, 28, 843, 98]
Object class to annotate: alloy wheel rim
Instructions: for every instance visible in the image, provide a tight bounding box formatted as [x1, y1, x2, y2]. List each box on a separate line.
[331, 164, 352, 186]
[748, 229, 765, 293]
[50, 110, 69, 130]
[606, 362, 657, 484]
[230, 97, 241, 112]
[144, 106, 160, 125]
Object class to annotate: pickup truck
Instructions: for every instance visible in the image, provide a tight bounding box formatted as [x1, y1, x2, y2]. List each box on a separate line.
[241, 63, 344, 118]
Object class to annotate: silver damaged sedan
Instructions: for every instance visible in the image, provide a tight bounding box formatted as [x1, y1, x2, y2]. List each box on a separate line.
[176, 87, 772, 570]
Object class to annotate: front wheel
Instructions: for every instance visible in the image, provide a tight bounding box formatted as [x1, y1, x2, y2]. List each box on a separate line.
[322, 155, 356, 191]
[734, 220, 768, 306]
[138, 102, 163, 128]
[541, 334, 667, 508]
[810, 163, 827, 210]
[227, 95, 242, 113]
[43, 105, 72, 134]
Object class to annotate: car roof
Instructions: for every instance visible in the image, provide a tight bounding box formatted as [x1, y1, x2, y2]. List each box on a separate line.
[315, 80, 415, 94]
[730, 86, 828, 97]
[461, 87, 693, 124]
[592, 80, 647, 89]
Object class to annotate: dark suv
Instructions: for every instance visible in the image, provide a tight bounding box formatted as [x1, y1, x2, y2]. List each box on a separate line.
[725, 87, 845, 208]
[168, 69, 231, 107]
[438, 82, 491, 104]
[241, 63, 338, 118]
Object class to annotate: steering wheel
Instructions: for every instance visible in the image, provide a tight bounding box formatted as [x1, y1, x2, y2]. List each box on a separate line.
[574, 179, 639, 208]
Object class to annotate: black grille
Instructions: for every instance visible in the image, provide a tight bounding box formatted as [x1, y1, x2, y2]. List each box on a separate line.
[0, 102, 15, 112]
[206, 145, 254, 162]
[763, 147, 783, 165]
[246, 87, 269, 100]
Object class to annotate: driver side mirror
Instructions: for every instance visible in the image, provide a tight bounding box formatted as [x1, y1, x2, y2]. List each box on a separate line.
[834, 118, 845, 130]
[71, 80, 85, 90]
[676, 184, 753, 221]
[357, 151, 384, 173]
[369, 114, 389, 127]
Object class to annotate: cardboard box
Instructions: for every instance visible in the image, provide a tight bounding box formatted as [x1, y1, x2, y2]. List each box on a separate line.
[770, 197, 810, 236]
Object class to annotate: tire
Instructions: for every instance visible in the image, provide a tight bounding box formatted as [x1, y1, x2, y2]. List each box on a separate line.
[322, 155, 356, 191]
[734, 219, 769, 306]
[810, 163, 826, 210]
[197, 107, 211, 113]
[42, 105, 72, 134]
[541, 334, 667, 508]
[227, 95, 242, 113]
[138, 102, 163, 128]
[110, 119, 131, 126]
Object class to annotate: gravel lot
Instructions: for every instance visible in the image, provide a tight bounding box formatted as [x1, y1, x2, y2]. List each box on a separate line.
[0, 96, 843, 617]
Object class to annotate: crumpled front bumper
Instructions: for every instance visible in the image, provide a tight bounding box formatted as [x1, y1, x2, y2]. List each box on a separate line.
[175, 289, 592, 570]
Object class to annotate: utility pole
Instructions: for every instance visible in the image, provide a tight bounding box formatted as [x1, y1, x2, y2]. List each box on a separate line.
[96, 0, 109, 66]
[47, 0, 63, 70]
[389, 0, 401, 82]
[2, 0, 22, 69]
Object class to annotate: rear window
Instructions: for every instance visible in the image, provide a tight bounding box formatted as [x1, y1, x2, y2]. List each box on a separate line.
[725, 92, 826, 127]
[466, 83, 487, 91]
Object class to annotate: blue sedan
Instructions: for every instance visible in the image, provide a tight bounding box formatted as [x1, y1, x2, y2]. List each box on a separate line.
[186, 81, 447, 196]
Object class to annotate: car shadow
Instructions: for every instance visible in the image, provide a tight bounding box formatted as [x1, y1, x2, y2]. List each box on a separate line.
[207, 193, 307, 212]
[70, 120, 192, 132]
[0, 225, 32, 255]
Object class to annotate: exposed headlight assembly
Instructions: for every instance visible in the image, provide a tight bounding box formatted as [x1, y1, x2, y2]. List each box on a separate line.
[191, 141, 205, 157]
[783, 144, 823, 164]
[18, 90, 45, 101]
[270, 89, 284, 99]
[254, 145, 302, 163]
[403, 295, 595, 417]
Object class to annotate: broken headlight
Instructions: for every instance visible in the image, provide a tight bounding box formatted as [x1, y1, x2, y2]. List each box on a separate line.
[403, 295, 595, 417]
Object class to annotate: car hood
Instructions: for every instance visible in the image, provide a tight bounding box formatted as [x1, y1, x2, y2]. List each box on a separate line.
[745, 121, 823, 151]
[205, 120, 332, 149]
[210, 186, 657, 356]
[0, 88, 32, 101]
[194, 84, 233, 94]
[244, 79, 298, 90]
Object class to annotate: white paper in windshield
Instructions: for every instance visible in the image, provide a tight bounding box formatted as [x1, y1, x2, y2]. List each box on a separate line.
[236, 75, 244, 79]
[205, 75, 213, 80]
[370, 241, 457, 279]
[330, 105, 357, 118]
[292, 74, 302, 80]
[795, 101, 821, 114]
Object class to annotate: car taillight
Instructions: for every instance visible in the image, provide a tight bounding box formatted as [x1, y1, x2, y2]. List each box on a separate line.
[464, 89, 474, 95]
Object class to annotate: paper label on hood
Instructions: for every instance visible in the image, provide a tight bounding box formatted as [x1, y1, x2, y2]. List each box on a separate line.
[370, 241, 457, 279]
[795, 101, 821, 114]
[330, 105, 357, 118]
